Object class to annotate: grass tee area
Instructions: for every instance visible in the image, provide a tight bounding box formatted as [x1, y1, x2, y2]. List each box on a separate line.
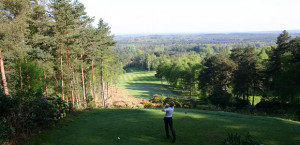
[25, 109, 300, 145]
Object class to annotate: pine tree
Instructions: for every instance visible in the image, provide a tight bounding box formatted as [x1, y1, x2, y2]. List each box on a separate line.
[0, 0, 33, 95]
[267, 30, 291, 102]
[94, 19, 116, 107]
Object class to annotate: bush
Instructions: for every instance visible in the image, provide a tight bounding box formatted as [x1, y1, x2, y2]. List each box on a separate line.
[163, 97, 175, 104]
[0, 95, 18, 143]
[86, 95, 95, 108]
[143, 102, 156, 108]
[0, 117, 10, 144]
[196, 104, 217, 111]
[296, 110, 300, 121]
[182, 101, 192, 108]
[174, 100, 182, 107]
[255, 101, 280, 109]
[23, 97, 57, 128]
[47, 96, 69, 120]
[223, 132, 263, 145]
[209, 87, 231, 108]
[233, 98, 250, 109]
[149, 94, 165, 103]
[0, 94, 70, 144]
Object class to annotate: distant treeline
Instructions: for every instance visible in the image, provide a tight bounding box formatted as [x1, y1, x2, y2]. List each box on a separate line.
[114, 32, 300, 67]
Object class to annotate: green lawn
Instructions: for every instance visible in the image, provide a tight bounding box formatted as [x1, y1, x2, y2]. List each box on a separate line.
[25, 109, 300, 145]
[118, 71, 177, 99]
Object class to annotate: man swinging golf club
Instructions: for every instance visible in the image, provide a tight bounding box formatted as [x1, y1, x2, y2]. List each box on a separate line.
[162, 101, 176, 143]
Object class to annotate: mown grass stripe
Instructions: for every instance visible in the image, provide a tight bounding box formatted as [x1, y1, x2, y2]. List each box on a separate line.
[118, 71, 176, 99]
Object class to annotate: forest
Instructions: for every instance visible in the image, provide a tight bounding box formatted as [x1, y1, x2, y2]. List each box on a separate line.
[0, 0, 121, 143]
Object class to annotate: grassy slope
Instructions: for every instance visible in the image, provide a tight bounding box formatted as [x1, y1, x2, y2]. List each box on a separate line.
[25, 109, 300, 145]
[118, 71, 177, 99]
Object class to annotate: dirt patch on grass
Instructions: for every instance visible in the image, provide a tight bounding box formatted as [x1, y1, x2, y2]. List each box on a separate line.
[102, 87, 148, 108]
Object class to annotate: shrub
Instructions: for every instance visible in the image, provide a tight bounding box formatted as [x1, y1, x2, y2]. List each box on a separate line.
[47, 96, 69, 120]
[155, 103, 164, 108]
[255, 101, 281, 114]
[182, 101, 192, 108]
[0, 117, 10, 144]
[0, 94, 69, 144]
[23, 97, 57, 128]
[163, 97, 175, 104]
[196, 105, 207, 110]
[15, 60, 43, 99]
[0, 95, 18, 143]
[233, 98, 250, 109]
[223, 132, 263, 145]
[143, 102, 156, 108]
[86, 95, 95, 108]
[196, 104, 217, 111]
[174, 100, 182, 108]
[296, 110, 300, 121]
[149, 94, 165, 103]
[209, 87, 231, 108]
[255, 101, 280, 109]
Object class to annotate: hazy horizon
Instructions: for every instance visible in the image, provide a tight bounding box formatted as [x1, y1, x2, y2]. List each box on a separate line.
[79, 0, 300, 35]
[113, 29, 300, 36]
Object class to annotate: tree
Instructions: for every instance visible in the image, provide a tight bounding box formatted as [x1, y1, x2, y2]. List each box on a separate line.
[266, 30, 291, 102]
[51, 0, 92, 105]
[0, 0, 33, 95]
[94, 18, 116, 107]
[231, 46, 264, 104]
[199, 53, 235, 93]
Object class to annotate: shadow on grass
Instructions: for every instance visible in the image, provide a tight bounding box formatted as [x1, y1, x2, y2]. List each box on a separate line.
[131, 75, 159, 82]
[24, 109, 300, 145]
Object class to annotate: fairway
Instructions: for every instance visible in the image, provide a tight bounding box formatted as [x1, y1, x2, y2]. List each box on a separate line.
[25, 109, 300, 145]
[118, 71, 177, 99]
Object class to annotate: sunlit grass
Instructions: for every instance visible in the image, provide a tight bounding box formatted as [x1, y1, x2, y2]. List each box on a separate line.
[25, 109, 300, 145]
[118, 71, 177, 99]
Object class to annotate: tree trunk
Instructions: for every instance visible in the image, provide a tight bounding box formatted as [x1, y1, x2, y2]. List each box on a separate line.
[246, 87, 249, 102]
[60, 48, 64, 100]
[19, 66, 23, 90]
[75, 76, 81, 108]
[190, 84, 192, 97]
[107, 81, 109, 98]
[72, 69, 76, 107]
[81, 54, 87, 108]
[68, 69, 72, 106]
[111, 78, 113, 98]
[252, 86, 255, 107]
[90, 80, 93, 99]
[92, 57, 96, 104]
[44, 73, 48, 98]
[101, 57, 105, 107]
[0, 49, 9, 95]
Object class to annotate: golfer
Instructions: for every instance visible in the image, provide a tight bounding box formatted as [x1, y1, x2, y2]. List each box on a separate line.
[162, 101, 176, 143]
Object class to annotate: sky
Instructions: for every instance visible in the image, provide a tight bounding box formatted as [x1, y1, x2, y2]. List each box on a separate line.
[79, 0, 300, 35]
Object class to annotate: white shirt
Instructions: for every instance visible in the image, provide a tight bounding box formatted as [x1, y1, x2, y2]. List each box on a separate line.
[164, 107, 174, 117]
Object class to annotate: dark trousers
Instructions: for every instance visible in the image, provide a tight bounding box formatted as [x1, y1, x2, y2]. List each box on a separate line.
[164, 117, 176, 139]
